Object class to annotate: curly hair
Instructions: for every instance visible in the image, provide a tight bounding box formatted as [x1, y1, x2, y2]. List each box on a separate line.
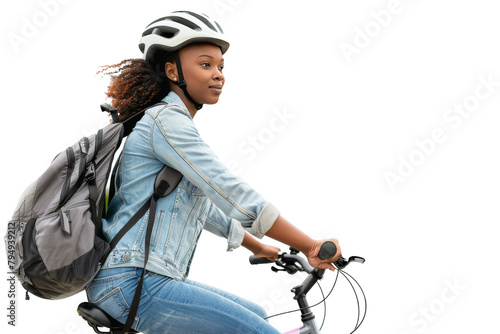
[97, 58, 170, 122]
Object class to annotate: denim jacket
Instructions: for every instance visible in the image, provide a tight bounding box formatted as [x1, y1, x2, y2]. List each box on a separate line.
[101, 92, 280, 281]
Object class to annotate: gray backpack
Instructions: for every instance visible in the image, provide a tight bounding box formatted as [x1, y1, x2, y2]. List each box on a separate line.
[4, 102, 181, 300]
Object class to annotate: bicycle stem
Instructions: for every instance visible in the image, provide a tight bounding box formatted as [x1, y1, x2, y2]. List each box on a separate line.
[291, 269, 326, 324]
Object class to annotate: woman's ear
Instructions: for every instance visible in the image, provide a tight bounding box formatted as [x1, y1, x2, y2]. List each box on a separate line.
[165, 61, 178, 82]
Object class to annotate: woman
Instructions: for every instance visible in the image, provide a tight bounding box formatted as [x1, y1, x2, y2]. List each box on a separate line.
[86, 11, 341, 334]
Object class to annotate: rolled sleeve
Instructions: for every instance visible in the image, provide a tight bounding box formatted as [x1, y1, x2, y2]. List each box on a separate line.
[204, 203, 245, 251]
[147, 102, 279, 237]
[249, 203, 280, 238]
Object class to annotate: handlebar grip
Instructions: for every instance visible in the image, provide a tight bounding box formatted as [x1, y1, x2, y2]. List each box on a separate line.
[249, 256, 273, 265]
[318, 241, 337, 260]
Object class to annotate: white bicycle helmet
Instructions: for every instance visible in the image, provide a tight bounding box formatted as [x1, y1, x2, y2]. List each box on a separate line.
[139, 11, 230, 63]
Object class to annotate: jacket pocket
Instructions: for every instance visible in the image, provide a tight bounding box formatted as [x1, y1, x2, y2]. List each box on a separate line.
[150, 209, 165, 250]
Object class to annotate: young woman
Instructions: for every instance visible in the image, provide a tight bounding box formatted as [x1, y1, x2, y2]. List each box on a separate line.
[86, 11, 341, 334]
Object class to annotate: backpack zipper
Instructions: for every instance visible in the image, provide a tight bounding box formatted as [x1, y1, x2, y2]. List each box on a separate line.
[59, 147, 75, 205]
[57, 136, 90, 210]
[79, 137, 90, 177]
[60, 206, 72, 236]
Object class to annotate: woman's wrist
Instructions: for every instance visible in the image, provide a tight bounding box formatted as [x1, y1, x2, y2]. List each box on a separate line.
[241, 232, 263, 254]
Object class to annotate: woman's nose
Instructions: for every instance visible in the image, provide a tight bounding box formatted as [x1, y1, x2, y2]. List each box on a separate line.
[214, 68, 224, 81]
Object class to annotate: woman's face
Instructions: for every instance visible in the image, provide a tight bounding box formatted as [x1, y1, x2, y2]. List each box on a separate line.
[172, 43, 225, 109]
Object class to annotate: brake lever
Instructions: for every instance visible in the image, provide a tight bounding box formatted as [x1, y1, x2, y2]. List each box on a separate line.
[273, 254, 303, 274]
[334, 256, 365, 270]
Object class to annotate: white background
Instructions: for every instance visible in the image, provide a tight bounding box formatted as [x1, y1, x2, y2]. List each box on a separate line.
[1, 0, 499, 333]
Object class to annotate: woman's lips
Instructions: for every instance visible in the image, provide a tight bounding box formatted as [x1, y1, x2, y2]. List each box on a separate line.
[209, 84, 223, 94]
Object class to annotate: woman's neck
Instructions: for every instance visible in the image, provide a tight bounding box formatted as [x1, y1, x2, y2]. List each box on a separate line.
[170, 85, 198, 118]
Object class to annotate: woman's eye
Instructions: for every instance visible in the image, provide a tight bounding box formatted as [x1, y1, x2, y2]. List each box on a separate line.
[218, 65, 224, 71]
[201, 62, 210, 68]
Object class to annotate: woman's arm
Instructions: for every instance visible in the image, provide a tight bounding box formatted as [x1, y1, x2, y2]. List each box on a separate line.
[150, 103, 339, 267]
[265, 215, 341, 271]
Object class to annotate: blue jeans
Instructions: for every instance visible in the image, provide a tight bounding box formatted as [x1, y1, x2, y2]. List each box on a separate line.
[86, 267, 281, 334]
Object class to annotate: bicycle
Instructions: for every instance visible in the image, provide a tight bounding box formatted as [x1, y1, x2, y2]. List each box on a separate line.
[77, 242, 366, 334]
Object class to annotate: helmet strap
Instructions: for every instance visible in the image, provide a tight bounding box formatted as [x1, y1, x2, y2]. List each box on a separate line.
[172, 52, 203, 110]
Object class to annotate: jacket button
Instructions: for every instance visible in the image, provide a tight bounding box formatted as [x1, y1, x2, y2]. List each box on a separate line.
[123, 254, 131, 262]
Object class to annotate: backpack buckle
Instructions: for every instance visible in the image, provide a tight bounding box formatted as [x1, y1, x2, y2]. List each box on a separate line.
[85, 163, 96, 182]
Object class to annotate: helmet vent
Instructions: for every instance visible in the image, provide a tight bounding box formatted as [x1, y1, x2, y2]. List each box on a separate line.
[167, 15, 201, 31]
[154, 27, 179, 39]
[175, 11, 219, 33]
[142, 26, 179, 39]
[214, 21, 224, 34]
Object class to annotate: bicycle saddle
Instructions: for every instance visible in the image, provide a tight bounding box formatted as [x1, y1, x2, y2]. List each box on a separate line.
[77, 302, 139, 334]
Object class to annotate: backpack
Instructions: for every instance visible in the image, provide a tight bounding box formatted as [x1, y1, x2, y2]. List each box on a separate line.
[4, 102, 182, 301]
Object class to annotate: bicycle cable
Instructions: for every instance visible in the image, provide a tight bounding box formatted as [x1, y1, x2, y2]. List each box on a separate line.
[338, 269, 367, 333]
[316, 280, 327, 331]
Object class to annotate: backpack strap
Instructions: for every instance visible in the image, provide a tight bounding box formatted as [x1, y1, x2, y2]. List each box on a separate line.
[108, 165, 182, 333]
[122, 166, 181, 333]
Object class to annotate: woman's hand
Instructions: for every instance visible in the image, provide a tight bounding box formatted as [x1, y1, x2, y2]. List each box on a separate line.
[242, 231, 280, 261]
[252, 243, 281, 262]
[305, 239, 341, 271]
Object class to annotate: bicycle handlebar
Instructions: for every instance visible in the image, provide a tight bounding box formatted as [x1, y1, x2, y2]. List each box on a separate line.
[249, 242, 365, 272]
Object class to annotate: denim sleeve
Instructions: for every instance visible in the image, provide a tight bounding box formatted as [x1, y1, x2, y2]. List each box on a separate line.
[204, 203, 245, 251]
[149, 105, 280, 238]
